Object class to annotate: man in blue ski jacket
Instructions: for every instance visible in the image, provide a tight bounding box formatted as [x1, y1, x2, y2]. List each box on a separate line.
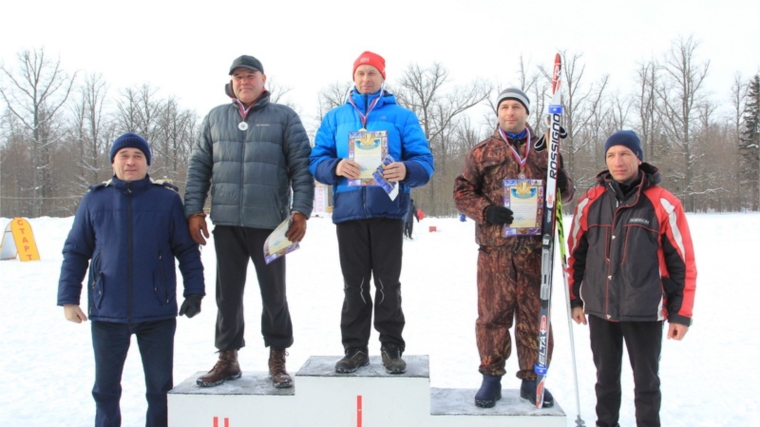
[310, 51, 434, 375]
[57, 133, 205, 427]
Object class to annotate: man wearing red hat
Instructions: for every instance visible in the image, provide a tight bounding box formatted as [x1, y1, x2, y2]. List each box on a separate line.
[310, 51, 434, 375]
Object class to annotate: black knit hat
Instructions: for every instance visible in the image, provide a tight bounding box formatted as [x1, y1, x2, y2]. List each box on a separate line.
[604, 130, 644, 161]
[229, 55, 264, 75]
[110, 133, 151, 165]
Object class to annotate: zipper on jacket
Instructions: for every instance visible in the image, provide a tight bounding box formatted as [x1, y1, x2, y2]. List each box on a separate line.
[239, 135, 246, 226]
[127, 182, 134, 323]
[604, 181, 640, 320]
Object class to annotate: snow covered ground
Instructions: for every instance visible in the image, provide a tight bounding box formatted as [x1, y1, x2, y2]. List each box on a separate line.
[1, 213, 758, 427]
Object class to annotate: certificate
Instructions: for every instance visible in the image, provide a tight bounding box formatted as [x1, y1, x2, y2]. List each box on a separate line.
[503, 178, 544, 236]
[347, 130, 388, 186]
[372, 155, 399, 201]
[263, 218, 300, 264]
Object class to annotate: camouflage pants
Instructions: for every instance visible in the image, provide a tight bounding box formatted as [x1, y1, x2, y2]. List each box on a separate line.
[476, 245, 554, 379]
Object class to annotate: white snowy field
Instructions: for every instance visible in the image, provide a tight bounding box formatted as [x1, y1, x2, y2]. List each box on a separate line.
[0, 213, 758, 427]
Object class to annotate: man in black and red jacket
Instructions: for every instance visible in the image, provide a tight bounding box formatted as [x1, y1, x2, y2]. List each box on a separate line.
[568, 130, 697, 427]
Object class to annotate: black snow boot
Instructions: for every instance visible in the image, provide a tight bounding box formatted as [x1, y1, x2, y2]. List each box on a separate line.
[474, 374, 502, 408]
[335, 346, 369, 373]
[520, 379, 554, 408]
[380, 343, 406, 374]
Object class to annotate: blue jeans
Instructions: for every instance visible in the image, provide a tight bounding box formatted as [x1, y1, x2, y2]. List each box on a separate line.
[91, 319, 176, 427]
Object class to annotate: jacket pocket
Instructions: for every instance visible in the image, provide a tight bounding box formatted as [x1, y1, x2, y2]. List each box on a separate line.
[91, 251, 105, 309]
[153, 252, 170, 306]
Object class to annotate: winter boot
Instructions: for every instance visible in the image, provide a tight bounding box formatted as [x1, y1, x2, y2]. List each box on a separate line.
[335, 346, 370, 373]
[520, 379, 554, 408]
[474, 374, 502, 408]
[196, 349, 242, 387]
[380, 343, 406, 374]
[268, 348, 293, 389]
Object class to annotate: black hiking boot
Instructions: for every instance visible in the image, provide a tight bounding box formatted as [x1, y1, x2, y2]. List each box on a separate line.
[520, 379, 554, 408]
[335, 347, 369, 373]
[474, 374, 502, 408]
[380, 343, 406, 374]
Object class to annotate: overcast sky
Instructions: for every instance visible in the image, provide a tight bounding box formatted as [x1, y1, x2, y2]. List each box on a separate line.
[2, 0, 759, 124]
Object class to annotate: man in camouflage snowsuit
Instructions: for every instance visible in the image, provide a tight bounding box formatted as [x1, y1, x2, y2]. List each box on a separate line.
[453, 88, 574, 408]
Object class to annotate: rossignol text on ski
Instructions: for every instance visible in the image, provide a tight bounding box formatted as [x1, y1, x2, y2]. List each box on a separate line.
[535, 53, 563, 409]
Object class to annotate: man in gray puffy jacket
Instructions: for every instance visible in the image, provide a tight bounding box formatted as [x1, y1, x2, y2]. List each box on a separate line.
[184, 55, 314, 389]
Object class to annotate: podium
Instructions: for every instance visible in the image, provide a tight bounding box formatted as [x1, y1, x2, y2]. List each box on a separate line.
[168, 355, 565, 427]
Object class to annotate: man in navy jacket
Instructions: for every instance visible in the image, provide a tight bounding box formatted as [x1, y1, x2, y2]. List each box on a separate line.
[58, 133, 205, 427]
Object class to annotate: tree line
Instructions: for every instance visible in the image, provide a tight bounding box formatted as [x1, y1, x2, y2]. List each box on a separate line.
[1, 36, 758, 219]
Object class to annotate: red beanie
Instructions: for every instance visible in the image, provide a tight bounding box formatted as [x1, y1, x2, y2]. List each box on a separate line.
[353, 51, 386, 79]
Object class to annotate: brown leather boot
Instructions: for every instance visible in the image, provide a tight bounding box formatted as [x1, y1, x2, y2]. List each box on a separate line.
[269, 348, 293, 389]
[196, 350, 242, 387]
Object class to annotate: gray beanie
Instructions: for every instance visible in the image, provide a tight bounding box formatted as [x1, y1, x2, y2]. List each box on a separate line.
[496, 88, 530, 114]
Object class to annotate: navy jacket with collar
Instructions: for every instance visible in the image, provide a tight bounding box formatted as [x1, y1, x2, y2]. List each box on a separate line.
[57, 176, 205, 323]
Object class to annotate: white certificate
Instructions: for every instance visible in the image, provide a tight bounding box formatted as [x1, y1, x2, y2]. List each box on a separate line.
[503, 178, 544, 236]
[263, 218, 300, 264]
[347, 130, 388, 186]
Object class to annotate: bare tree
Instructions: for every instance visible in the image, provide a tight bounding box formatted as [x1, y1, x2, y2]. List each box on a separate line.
[635, 59, 663, 161]
[316, 81, 352, 118]
[483, 55, 542, 130]
[739, 74, 760, 210]
[114, 83, 165, 143]
[0, 48, 77, 216]
[153, 97, 198, 192]
[538, 51, 612, 191]
[70, 73, 112, 190]
[656, 35, 710, 211]
[266, 77, 301, 115]
[393, 62, 491, 215]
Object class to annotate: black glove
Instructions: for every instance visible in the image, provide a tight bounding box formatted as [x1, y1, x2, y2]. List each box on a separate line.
[557, 168, 569, 194]
[179, 295, 203, 318]
[534, 126, 568, 151]
[559, 126, 568, 139]
[485, 206, 514, 226]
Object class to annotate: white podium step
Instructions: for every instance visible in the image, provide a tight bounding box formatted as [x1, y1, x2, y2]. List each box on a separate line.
[168, 371, 295, 427]
[168, 355, 566, 427]
[431, 388, 565, 427]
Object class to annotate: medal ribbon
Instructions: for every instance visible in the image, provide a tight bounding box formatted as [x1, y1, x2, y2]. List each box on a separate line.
[499, 127, 531, 167]
[233, 98, 252, 120]
[348, 89, 384, 128]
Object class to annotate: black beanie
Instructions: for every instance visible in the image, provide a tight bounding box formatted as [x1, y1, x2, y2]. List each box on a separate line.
[604, 130, 644, 161]
[110, 133, 152, 165]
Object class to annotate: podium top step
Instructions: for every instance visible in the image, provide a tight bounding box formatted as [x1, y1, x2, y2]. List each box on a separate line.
[169, 372, 294, 396]
[296, 355, 430, 378]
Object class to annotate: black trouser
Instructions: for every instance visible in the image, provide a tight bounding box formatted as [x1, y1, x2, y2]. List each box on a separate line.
[404, 220, 414, 237]
[336, 218, 405, 351]
[213, 225, 293, 351]
[589, 315, 663, 427]
[92, 319, 176, 427]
